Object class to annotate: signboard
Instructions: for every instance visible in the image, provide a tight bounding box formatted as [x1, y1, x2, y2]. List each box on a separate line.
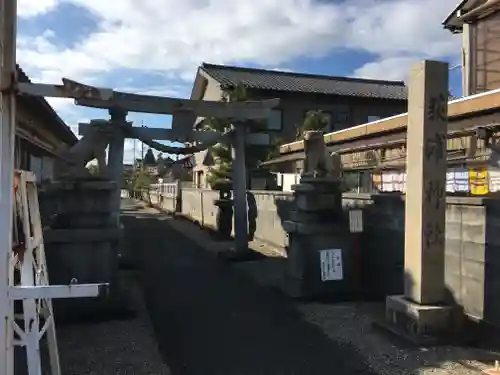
[489, 169, 500, 192]
[446, 168, 469, 193]
[372, 172, 382, 191]
[319, 249, 343, 281]
[470, 168, 489, 195]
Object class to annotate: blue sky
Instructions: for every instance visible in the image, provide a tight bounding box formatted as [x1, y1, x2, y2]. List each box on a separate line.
[17, 0, 463, 163]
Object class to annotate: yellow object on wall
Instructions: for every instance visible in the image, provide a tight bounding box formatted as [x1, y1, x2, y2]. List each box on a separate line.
[469, 169, 489, 195]
[372, 172, 382, 191]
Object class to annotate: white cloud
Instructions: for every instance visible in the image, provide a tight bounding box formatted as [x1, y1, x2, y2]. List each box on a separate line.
[17, 0, 461, 85]
[15, 0, 463, 164]
[115, 85, 190, 99]
[45, 97, 75, 115]
[354, 57, 421, 82]
[18, 0, 59, 18]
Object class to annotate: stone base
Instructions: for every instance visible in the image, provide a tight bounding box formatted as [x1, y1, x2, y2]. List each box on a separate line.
[216, 247, 262, 262]
[382, 295, 462, 345]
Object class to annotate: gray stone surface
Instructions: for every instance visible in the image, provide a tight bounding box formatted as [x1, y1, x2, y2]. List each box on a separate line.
[41, 178, 124, 321]
[56, 269, 170, 375]
[385, 295, 460, 344]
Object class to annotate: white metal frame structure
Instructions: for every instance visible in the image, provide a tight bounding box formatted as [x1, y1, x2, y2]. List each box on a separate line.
[0, 1, 18, 373]
[1, 3, 106, 374]
[12, 170, 60, 375]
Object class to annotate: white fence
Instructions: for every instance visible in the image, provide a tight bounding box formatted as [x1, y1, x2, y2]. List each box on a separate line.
[147, 181, 182, 212]
[150, 181, 181, 198]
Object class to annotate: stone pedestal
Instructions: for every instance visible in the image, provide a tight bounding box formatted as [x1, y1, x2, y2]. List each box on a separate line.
[41, 178, 128, 322]
[212, 182, 234, 240]
[384, 295, 462, 345]
[283, 177, 357, 299]
[214, 198, 233, 241]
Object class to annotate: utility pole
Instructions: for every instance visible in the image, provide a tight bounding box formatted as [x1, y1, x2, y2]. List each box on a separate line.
[133, 138, 136, 171]
[141, 120, 145, 168]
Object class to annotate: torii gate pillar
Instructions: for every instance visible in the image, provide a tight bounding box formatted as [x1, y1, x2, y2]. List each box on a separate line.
[231, 123, 249, 253]
[107, 108, 127, 223]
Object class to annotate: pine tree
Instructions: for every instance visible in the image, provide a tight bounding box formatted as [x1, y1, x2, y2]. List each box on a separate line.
[204, 115, 233, 188]
[133, 168, 155, 190]
[203, 85, 280, 188]
[296, 110, 329, 140]
[143, 148, 156, 166]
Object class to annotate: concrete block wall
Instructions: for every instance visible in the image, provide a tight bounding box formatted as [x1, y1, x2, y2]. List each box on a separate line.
[444, 198, 500, 327]
[180, 188, 218, 226]
[142, 187, 500, 327]
[178, 189, 293, 256]
[342, 193, 406, 297]
[343, 193, 500, 327]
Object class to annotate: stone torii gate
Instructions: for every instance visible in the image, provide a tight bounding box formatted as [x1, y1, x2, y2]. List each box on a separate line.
[0, 1, 278, 373]
[58, 84, 277, 242]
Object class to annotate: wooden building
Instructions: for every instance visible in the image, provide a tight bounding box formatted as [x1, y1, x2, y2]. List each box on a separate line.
[264, 88, 500, 195]
[15, 66, 77, 182]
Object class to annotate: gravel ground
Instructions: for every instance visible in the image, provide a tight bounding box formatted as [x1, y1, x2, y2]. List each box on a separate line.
[123, 201, 500, 375]
[56, 269, 171, 375]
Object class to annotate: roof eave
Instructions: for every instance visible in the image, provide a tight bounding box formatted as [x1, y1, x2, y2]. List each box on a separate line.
[442, 0, 469, 28]
[442, 0, 492, 33]
[17, 65, 78, 145]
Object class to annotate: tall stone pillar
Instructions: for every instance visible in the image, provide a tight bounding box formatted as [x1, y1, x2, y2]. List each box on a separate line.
[405, 60, 448, 304]
[385, 60, 461, 343]
[231, 122, 249, 253]
[107, 108, 127, 224]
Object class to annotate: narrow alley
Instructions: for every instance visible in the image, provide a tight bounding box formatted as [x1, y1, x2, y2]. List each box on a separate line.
[118, 199, 498, 375]
[120, 199, 375, 375]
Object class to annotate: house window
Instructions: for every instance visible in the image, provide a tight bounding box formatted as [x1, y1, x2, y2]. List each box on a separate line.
[343, 171, 360, 193]
[358, 171, 374, 193]
[322, 112, 333, 133]
[333, 111, 349, 124]
[267, 109, 282, 130]
[367, 115, 381, 123]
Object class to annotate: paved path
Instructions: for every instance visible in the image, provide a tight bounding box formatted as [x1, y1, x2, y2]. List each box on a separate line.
[121, 200, 375, 375]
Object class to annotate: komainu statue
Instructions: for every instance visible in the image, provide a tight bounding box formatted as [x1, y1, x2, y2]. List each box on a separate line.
[488, 138, 500, 168]
[302, 130, 342, 179]
[55, 120, 115, 179]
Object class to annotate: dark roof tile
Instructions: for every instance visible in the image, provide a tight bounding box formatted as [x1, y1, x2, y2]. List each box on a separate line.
[200, 63, 408, 100]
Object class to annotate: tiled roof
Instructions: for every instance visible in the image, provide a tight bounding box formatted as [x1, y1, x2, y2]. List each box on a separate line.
[200, 63, 408, 100]
[17, 65, 77, 145]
